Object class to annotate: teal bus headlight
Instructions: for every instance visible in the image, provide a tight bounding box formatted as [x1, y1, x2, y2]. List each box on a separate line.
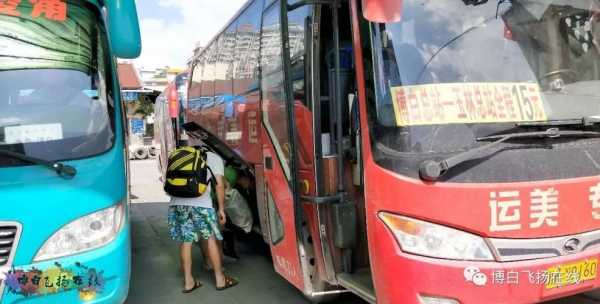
[34, 203, 125, 262]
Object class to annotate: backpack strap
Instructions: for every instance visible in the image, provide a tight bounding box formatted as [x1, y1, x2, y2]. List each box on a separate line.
[197, 148, 218, 190]
[205, 165, 218, 190]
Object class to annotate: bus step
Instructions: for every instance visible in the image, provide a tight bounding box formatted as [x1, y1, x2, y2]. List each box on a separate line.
[337, 268, 376, 304]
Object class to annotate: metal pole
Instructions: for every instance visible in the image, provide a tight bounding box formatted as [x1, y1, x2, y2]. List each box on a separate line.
[332, 1, 344, 193]
[309, 289, 351, 297]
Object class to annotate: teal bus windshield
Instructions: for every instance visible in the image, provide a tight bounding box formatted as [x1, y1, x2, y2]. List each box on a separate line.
[0, 0, 114, 166]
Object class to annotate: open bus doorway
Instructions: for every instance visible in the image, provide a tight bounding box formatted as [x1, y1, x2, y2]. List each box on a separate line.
[309, 1, 375, 302]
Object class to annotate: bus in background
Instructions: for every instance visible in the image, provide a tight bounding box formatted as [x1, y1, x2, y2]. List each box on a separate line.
[172, 72, 189, 145]
[0, 0, 141, 303]
[154, 81, 177, 182]
[180, 0, 600, 303]
[154, 72, 188, 182]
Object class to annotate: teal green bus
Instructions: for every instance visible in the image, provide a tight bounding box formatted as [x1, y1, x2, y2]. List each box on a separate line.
[0, 0, 140, 302]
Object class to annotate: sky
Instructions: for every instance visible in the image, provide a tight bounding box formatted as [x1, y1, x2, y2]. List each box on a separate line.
[135, 0, 246, 70]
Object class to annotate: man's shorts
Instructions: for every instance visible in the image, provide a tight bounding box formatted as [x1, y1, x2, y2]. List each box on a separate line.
[168, 206, 223, 243]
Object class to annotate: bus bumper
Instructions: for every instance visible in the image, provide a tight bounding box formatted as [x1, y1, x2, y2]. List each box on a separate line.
[1, 224, 131, 304]
[372, 220, 600, 304]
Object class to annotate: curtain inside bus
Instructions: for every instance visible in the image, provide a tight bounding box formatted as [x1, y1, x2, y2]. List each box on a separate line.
[0, 1, 114, 167]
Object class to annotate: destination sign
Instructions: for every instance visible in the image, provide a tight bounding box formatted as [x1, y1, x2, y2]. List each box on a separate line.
[390, 82, 547, 126]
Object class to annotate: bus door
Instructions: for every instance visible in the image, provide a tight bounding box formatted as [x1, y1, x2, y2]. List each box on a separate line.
[281, 1, 372, 301]
[259, 0, 308, 291]
[261, 0, 349, 297]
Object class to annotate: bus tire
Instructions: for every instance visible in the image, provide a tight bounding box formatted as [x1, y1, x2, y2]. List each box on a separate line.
[134, 147, 149, 159]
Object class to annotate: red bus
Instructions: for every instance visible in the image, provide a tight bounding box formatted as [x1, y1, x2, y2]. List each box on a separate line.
[179, 0, 600, 303]
[154, 72, 189, 181]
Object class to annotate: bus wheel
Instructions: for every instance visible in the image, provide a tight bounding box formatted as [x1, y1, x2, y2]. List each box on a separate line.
[134, 147, 149, 160]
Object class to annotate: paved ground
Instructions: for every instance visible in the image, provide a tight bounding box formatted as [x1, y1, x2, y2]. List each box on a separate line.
[128, 159, 170, 204]
[126, 159, 362, 304]
[126, 159, 600, 304]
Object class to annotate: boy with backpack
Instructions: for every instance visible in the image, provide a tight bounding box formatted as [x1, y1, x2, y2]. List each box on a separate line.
[164, 143, 238, 293]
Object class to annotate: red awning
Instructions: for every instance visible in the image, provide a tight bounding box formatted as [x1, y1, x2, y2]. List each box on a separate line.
[117, 62, 143, 90]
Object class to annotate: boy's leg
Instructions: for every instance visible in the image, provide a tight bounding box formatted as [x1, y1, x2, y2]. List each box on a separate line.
[200, 241, 215, 270]
[202, 236, 226, 286]
[169, 206, 201, 290]
[180, 242, 196, 290]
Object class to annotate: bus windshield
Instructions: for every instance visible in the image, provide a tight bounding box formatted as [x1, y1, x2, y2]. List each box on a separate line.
[0, 1, 113, 167]
[370, 0, 600, 182]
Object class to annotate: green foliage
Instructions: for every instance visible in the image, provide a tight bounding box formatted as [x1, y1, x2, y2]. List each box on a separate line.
[134, 96, 154, 118]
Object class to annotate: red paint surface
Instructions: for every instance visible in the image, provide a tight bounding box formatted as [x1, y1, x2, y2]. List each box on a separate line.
[371, 217, 600, 304]
[261, 127, 305, 291]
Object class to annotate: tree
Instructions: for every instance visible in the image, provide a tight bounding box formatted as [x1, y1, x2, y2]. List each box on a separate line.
[134, 95, 154, 118]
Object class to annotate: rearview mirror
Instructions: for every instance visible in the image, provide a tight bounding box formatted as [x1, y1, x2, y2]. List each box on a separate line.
[362, 0, 403, 23]
[106, 0, 142, 59]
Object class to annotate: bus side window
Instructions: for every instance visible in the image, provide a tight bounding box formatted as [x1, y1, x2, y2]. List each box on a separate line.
[287, 5, 311, 107]
[261, 1, 292, 174]
[233, 1, 263, 97]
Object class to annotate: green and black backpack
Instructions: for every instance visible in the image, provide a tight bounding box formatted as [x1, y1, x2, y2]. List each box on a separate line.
[164, 146, 215, 198]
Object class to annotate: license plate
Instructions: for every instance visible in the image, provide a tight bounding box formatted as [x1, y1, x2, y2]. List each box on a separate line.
[545, 258, 598, 289]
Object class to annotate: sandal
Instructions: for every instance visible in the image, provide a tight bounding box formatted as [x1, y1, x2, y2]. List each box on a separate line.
[216, 275, 238, 291]
[182, 279, 202, 293]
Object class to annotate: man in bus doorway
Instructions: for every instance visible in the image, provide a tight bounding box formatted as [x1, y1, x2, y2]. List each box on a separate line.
[166, 138, 239, 293]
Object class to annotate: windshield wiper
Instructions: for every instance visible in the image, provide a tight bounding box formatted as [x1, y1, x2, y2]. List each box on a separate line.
[419, 127, 600, 182]
[0, 149, 77, 178]
[516, 116, 600, 128]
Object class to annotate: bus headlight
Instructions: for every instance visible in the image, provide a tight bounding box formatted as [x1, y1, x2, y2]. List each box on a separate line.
[379, 212, 494, 261]
[34, 203, 125, 262]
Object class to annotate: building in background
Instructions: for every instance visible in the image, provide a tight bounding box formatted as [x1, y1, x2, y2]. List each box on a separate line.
[117, 61, 160, 158]
[140, 66, 184, 92]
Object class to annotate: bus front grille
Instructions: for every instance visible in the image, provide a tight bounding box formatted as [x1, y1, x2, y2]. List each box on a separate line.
[0, 223, 21, 301]
[488, 229, 600, 262]
[0, 225, 18, 267]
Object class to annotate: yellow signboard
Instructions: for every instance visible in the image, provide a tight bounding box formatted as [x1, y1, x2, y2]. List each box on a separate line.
[390, 82, 547, 126]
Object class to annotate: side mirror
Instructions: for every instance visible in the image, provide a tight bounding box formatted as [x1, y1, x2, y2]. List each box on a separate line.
[106, 0, 142, 59]
[362, 0, 403, 23]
